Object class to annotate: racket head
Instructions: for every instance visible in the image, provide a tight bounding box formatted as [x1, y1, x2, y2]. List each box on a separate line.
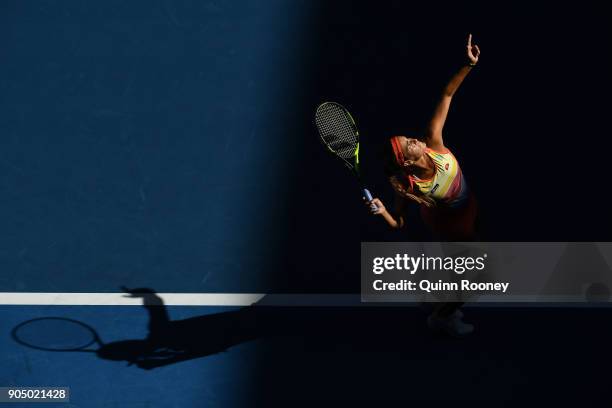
[12, 317, 102, 352]
[315, 102, 361, 171]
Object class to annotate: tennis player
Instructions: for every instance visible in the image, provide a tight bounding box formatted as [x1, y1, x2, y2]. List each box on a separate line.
[366, 34, 480, 336]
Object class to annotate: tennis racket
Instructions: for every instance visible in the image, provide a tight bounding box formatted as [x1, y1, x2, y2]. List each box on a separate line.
[315, 102, 378, 211]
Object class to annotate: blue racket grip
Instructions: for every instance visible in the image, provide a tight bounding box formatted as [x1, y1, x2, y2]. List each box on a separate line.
[363, 188, 379, 212]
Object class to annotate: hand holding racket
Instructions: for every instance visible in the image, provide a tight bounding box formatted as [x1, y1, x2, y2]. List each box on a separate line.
[363, 197, 386, 215]
[314, 102, 378, 211]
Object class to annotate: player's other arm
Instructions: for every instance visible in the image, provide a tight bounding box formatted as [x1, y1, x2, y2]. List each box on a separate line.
[425, 34, 480, 150]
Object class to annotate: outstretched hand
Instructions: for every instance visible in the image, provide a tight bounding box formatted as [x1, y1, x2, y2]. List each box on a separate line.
[121, 286, 156, 298]
[467, 34, 480, 65]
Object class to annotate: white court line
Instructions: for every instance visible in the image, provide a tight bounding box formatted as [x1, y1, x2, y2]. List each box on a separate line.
[0, 293, 363, 306]
[0, 293, 266, 306]
[1, 293, 610, 307]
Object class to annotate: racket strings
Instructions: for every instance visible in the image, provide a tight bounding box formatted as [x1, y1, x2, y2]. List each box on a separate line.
[316, 104, 358, 160]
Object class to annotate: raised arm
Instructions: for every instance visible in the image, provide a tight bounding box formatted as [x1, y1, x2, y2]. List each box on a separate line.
[425, 34, 480, 150]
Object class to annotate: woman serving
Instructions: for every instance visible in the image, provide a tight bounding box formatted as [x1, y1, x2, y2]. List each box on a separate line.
[366, 34, 481, 336]
[367, 34, 480, 241]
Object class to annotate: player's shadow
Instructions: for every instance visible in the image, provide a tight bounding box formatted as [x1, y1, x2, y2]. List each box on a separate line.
[11, 287, 489, 371]
[9, 287, 276, 370]
[92, 287, 269, 369]
[12, 287, 612, 383]
[90, 288, 440, 370]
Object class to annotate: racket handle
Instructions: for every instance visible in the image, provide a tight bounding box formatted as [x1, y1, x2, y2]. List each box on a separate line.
[362, 188, 379, 212]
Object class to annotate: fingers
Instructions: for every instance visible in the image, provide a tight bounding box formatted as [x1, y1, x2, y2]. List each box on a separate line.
[366, 198, 385, 215]
[466, 34, 480, 62]
[120, 286, 137, 297]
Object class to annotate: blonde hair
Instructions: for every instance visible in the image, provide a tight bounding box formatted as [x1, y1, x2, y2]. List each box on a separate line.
[389, 175, 436, 208]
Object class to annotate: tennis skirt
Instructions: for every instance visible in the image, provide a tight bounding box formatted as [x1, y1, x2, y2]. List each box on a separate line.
[419, 194, 478, 241]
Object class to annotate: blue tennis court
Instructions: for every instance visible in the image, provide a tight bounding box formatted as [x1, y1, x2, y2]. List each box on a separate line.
[2, 0, 612, 406]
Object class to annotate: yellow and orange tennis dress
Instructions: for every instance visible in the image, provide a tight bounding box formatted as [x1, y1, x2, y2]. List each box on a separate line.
[407, 148, 469, 208]
[390, 138, 477, 239]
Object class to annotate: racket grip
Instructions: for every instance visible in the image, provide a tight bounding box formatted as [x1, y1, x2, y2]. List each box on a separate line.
[362, 188, 379, 211]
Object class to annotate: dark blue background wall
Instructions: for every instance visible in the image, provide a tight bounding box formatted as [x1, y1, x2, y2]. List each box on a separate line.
[1, 0, 611, 294]
[0, 0, 320, 292]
